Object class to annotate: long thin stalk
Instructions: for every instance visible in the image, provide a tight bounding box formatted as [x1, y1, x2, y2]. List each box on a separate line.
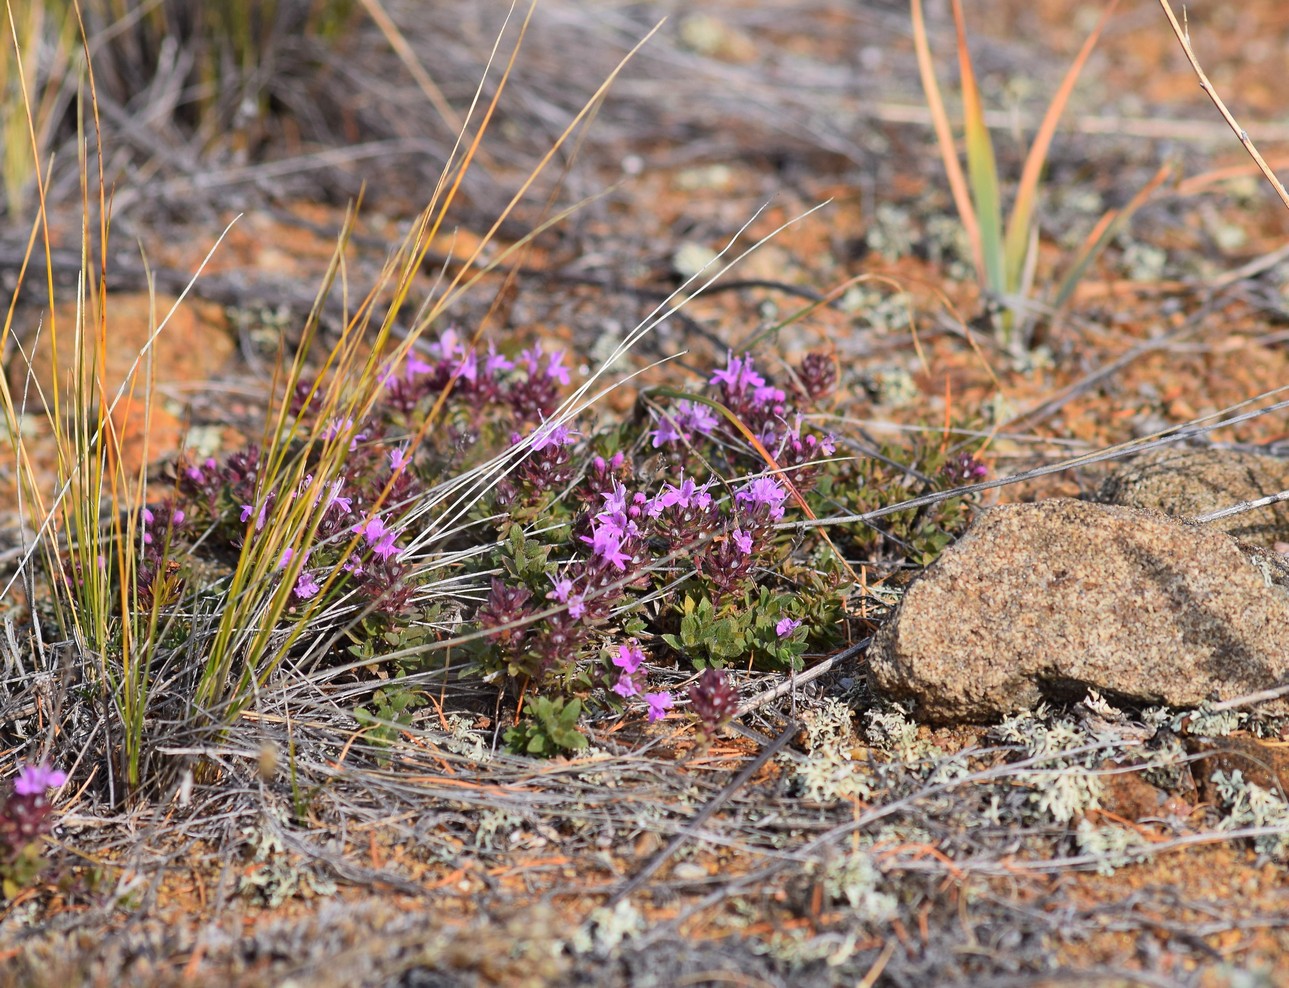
[1156, 0, 1289, 213]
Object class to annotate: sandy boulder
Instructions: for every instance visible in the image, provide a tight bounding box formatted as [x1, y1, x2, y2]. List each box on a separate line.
[867, 498, 1289, 724]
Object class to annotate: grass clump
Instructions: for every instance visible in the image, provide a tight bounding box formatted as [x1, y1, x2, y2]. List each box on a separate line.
[910, 0, 1168, 351]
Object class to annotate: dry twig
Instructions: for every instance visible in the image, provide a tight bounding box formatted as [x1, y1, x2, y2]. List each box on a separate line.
[1156, 0, 1289, 213]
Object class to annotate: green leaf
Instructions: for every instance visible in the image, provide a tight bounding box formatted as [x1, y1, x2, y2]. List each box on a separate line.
[952, 0, 1004, 297]
[505, 697, 588, 758]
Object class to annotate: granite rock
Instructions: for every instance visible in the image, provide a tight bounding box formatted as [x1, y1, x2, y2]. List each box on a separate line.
[867, 498, 1289, 725]
[1097, 446, 1289, 547]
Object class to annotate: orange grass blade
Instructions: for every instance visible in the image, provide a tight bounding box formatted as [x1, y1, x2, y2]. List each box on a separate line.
[951, 0, 1004, 295]
[1003, 0, 1121, 294]
[1051, 160, 1174, 311]
[910, 0, 982, 282]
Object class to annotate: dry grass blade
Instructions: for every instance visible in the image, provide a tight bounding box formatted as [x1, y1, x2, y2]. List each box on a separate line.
[792, 384, 1289, 533]
[951, 0, 1004, 297]
[1004, 0, 1120, 294]
[354, 0, 464, 138]
[910, 0, 982, 282]
[1157, 0, 1289, 213]
[1051, 159, 1175, 312]
[604, 721, 797, 908]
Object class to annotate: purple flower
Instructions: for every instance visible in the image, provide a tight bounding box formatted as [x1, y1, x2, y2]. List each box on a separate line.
[516, 344, 571, 385]
[548, 576, 587, 620]
[404, 354, 433, 380]
[752, 384, 787, 410]
[943, 451, 988, 485]
[14, 763, 67, 796]
[379, 349, 434, 386]
[644, 692, 674, 723]
[456, 349, 479, 384]
[582, 521, 632, 570]
[600, 482, 631, 516]
[389, 446, 410, 471]
[732, 529, 754, 555]
[613, 643, 646, 674]
[434, 327, 466, 361]
[677, 400, 719, 435]
[650, 415, 684, 448]
[650, 476, 713, 514]
[775, 617, 802, 638]
[606, 510, 637, 541]
[241, 500, 269, 531]
[544, 350, 571, 386]
[353, 516, 392, 542]
[279, 548, 295, 568]
[322, 417, 367, 451]
[613, 673, 640, 698]
[484, 344, 514, 376]
[710, 352, 765, 392]
[353, 515, 403, 559]
[371, 529, 401, 560]
[651, 400, 719, 447]
[294, 570, 321, 600]
[325, 480, 352, 515]
[519, 345, 544, 375]
[591, 452, 625, 477]
[735, 476, 789, 520]
[530, 422, 578, 451]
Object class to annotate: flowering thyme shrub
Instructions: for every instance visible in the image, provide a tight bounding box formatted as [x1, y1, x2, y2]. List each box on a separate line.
[1, 763, 67, 899]
[465, 347, 982, 753]
[113, 329, 978, 758]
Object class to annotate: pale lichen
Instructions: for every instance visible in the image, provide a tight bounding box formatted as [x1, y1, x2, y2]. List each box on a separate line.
[1076, 819, 1149, 876]
[569, 898, 646, 957]
[1212, 769, 1289, 861]
[995, 708, 1103, 824]
[791, 698, 874, 804]
[817, 850, 897, 922]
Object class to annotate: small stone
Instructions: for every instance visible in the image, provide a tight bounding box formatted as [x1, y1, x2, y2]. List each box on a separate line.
[1097, 446, 1289, 547]
[867, 499, 1289, 725]
[671, 861, 709, 882]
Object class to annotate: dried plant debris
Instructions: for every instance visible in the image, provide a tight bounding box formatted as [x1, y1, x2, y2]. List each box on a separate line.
[11, 1, 1289, 984]
[6, 683, 1289, 985]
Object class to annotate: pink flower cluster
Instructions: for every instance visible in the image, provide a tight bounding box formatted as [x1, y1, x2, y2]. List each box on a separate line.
[609, 643, 673, 722]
